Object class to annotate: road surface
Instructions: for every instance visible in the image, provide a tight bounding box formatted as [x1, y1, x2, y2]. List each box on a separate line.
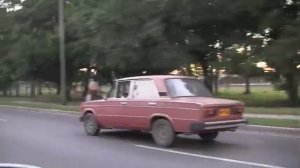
[0, 107, 299, 168]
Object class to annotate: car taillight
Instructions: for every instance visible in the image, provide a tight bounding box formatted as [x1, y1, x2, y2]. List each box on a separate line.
[232, 106, 244, 114]
[204, 108, 217, 117]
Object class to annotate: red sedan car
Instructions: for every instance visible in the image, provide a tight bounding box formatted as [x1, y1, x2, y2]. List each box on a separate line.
[80, 75, 247, 147]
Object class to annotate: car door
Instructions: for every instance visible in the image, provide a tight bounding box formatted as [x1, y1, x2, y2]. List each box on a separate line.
[97, 80, 131, 128]
[123, 79, 160, 129]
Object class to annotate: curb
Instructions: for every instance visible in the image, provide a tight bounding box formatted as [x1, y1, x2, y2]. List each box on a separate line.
[244, 114, 300, 120]
[238, 125, 300, 135]
[1, 104, 299, 135]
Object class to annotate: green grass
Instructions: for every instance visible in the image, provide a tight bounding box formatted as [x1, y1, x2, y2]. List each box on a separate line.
[216, 86, 300, 107]
[216, 91, 288, 107]
[0, 97, 79, 112]
[248, 118, 300, 128]
[217, 86, 300, 115]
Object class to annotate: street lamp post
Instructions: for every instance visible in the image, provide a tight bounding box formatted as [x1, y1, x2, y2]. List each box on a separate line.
[58, 0, 67, 105]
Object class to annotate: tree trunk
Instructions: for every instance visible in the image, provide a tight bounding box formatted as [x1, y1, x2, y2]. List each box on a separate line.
[66, 84, 71, 101]
[67, 90, 71, 101]
[213, 68, 220, 94]
[8, 89, 12, 96]
[285, 73, 298, 105]
[200, 60, 213, 93]
[25, 86, 29, 96]
[30, 81, 36, 97]
[38, 81, 42, 95]
[214, 75, 219, 94]
[244, 76, 251, 94]
[16, 82, 20, 97]
[56, 84, 60, 95]
[3, 90, 7, 96]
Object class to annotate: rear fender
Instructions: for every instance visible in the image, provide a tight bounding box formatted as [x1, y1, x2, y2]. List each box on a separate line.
[150, 113, 174, 129]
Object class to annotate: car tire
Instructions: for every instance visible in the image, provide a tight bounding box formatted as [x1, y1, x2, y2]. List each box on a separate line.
[198, 131, 219, 141]
[83, 113, 100, 136]
[152, 119, 175, 147]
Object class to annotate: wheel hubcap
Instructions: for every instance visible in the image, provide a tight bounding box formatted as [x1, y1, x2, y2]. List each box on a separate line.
[158, 125, 168, 139]
[85, 117, 96, 132]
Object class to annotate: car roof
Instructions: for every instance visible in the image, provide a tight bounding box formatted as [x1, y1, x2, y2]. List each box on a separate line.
[117, 75, 201, 93]
[117, 75, 197, 81]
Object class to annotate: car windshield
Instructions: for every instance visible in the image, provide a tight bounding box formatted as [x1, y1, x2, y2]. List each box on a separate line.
[165, 78, 212, 98]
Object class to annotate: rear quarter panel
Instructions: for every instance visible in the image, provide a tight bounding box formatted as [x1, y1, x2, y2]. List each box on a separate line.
[150, 100, 201, 133]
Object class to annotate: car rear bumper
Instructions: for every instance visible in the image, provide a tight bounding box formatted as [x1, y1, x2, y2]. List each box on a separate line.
[190, 119, 247, 132]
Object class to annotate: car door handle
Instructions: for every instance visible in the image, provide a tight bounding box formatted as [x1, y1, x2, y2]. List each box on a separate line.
[148, 102, 156, 106]
[120, 102, 127, 105]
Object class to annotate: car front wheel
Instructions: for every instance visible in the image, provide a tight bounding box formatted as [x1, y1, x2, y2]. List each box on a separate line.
[152, 119, 175, 147]
[83, 113, 100, 136]
[198, 131, 219, 141]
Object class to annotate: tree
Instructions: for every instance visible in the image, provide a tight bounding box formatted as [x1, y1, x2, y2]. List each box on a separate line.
[225, 42, 264, 94]
[10, 0, 90, 99]
[3, 0, 298, 104]
[0, 7, 18, 94]
[263, 23, 300, 103]
[261, 0, 300, 104]
[65, 0, 277, 90]
[158, 0, 280, 91]
[9, 0, 59, 88]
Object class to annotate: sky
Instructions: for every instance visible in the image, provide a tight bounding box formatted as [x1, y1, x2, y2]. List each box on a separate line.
[0, 0, 24, 11]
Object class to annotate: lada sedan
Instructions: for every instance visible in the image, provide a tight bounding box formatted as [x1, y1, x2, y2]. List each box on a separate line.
[80, 75, 247, 147]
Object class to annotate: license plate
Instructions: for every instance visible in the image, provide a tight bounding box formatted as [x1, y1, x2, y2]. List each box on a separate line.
[218, 108, 230, 117]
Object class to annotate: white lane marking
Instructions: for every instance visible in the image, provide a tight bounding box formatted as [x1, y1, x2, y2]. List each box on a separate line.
[0, 163, 41, 168]
[135, 145, 286, 168]
[234, 130, 300, 139]
[0, 118, 7, 122]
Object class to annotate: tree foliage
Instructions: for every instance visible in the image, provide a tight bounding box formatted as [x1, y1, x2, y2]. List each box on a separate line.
[0, 0, 299, 103]
[261, 0, 300, 103]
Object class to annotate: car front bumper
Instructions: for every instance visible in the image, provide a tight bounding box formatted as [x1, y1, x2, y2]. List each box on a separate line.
[190, 119, 247, 132]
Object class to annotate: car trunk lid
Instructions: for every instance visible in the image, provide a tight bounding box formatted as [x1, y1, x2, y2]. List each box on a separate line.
[173, 97, 244, 120]
[173, 97, 243, 107]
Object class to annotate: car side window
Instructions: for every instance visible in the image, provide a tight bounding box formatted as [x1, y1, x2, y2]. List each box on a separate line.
[132, 80, 159, 99]
[116, 81, 131, 98]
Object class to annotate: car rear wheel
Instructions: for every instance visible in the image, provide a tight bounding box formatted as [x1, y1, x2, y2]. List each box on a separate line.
[198, 131, 219, 141]
[83, 113, 100, 136]
[152, 119, 175, 147]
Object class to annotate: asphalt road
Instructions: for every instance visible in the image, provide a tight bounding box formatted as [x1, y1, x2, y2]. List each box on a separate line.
[0, 107, 299, 168]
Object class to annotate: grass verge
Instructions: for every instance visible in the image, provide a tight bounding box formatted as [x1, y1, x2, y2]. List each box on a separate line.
[0, 97, 79, 112]
[247, 118, 300, 128]
[216, 90, 293, 107]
